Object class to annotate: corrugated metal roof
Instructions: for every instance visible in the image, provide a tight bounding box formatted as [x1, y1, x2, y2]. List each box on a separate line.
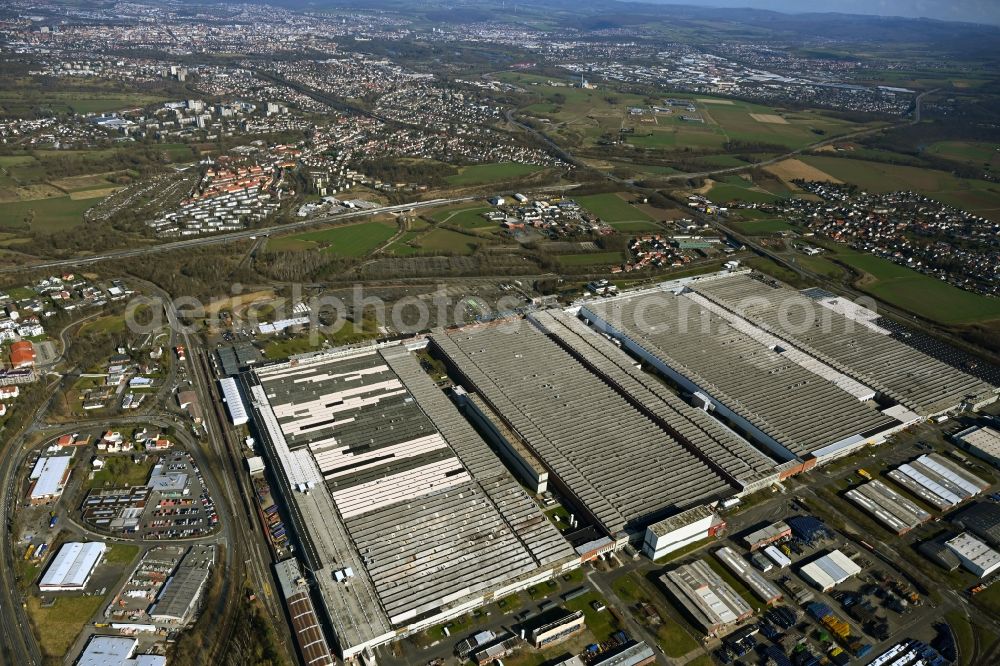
[39, 542, 106, 589]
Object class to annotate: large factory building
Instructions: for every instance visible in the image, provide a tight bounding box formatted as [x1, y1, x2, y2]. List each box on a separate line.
[244, 345, 579, 658]
[579, 271, 994, 471]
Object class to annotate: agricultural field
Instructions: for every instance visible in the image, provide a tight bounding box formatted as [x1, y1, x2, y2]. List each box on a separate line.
[800, 155, 1000, 220]
[829, 248, 1000, 324]
[732, 218, 796, 235]
[417, 228, 481, 255]
[26, 594, 104, 658]
[0, 90, 167, 116]
[705, 176, 783, 204]
[556, 251, 625, 267]
[574, 193, 652, 223]
[2, 196, 93, 232]
[267, 220, 397, 256]
[445, 162, 545, 185]
[765, 158, 842, 185]
[430, 205, 495, 229]
[622, 94, 871, 154]
[925, 141, 1000, 169]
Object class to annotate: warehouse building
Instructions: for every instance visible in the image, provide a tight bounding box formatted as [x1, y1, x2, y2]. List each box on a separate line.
[918, 541, 962, 572]
[798, 550, 862, 592]
[527, 608, 586, 648]
[953, 503, 1000, 547]
[590, 641, 656, 666]
[581, 284, 906, 466]
[845, 479, 932, 535]
[714, 547, 782, 604]
[218, 376, 248, 426]
[660, 559, 753, 636]
[432, 315, 749, 540]
[75, 635, 165, 666]
[887, 453, 989, 511]
[945, 533, 1000, 578]
[28, 455, 73, 505]
[39, 541, 106, 591]
[149, 545, 215, 625]
[953, 425, 1000, 468]
[763, 546, 791, 569]
[643, 505, 726, 560]
[744, 521, 791, 551]
[689, 272, 997, 416]
[246, 345, 578, 658]
[275, 558, 335, 666]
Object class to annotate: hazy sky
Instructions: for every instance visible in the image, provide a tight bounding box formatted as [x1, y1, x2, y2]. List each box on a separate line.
[648, 0, 1000, 25]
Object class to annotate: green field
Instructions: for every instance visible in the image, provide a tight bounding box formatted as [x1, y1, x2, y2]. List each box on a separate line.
[87, 456, 156, 489]
[27, 595, 104, 657]
[795, 253, 844, 279]
[707, 181, 781, 205]
[262, 319, 379, 359]
[498, 71, 868, 159]
[445, 163, 545, 185]
[831, 249, 1000, 324]
[104, 543, 140, 565]
[575, 193, 652, 222]
[0, 91, 167, 116]
[432, 205, 495, 229]
[417, 228, 480, 254]
[925, 141, 1000, 168]
[732, 218, 796, 234]
[801, 155, 1000, 220]
[556, 251, 625, 267]
[2, 196, 92, 232]
[608, 220, 662, 232]
[386, 230, 425, 256]
[269, 221, 397, 256]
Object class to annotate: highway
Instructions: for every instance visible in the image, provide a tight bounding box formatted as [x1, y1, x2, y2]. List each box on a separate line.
[0, 197, 473, 276]
[0, 434, 45, 666]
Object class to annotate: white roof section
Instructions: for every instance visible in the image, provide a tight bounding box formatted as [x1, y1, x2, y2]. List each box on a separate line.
[40, 542, 106, 590]
[798, 549, 861, 591]
[764, 545, 791, 568]
[30, 455, 72, 500]
[75, 635, 135, 666]
[715, 546, 783, 602]
[257, 316, 309, 335]
[955, 426, 1000, 460]
[888, 453, 988, 510]
[814, 296, 891, 335]
[946, 532, 1000, 577]
[75, 634, 166, 666]
[219, 377, 248, 425]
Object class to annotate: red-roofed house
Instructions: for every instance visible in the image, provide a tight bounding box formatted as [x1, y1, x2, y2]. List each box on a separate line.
[9, 341, 35, 368]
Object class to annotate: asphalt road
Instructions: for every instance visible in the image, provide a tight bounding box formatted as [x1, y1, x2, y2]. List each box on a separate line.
[0, 197, 473, 276]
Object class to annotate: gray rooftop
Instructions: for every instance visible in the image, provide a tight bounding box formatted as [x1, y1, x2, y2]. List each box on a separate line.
[533, 309, 776, 489]
[582, 289, 894, 459]
[250, 346, 575, 654]
[432, 319, 733, 535]
[690, 273, 997, 415]
[149, 545, 214, 624]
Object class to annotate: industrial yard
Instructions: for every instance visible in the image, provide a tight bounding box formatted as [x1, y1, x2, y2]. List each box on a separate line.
[214, 266, 1000, 666]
